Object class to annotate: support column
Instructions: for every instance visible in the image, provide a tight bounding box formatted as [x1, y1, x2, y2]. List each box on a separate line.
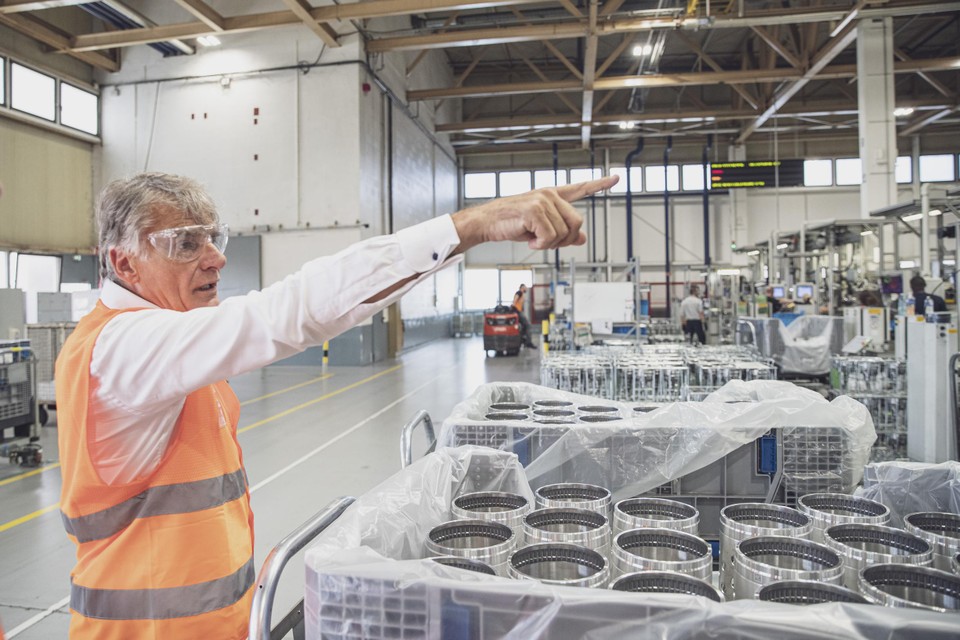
[728, 145, 749, 251]
[857, 17, 898, 219]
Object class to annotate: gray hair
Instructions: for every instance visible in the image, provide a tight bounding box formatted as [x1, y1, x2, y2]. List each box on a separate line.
[96, 172, 219, 281]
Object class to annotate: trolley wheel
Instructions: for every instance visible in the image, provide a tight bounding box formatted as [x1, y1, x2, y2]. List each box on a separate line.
[39, 406, 49, 427]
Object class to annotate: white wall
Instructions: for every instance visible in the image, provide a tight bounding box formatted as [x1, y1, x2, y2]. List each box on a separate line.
[96, 22, 459, 325]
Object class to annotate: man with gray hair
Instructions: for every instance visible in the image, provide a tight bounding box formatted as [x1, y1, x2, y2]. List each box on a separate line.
[56, 171, 617, 639]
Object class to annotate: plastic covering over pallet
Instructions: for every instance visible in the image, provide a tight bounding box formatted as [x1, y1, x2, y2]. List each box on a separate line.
[304, 447, 957, 639]
[438, 380, 876, 501]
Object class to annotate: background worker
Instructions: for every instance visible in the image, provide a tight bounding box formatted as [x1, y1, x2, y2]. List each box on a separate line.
[909, 275, 947, 315]
[680, 284, 707, 345]
[57, 171, 617, 639]
[512, 283, 535, 348]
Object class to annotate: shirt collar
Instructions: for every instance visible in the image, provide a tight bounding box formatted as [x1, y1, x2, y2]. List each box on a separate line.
[100, 278, 159, 311]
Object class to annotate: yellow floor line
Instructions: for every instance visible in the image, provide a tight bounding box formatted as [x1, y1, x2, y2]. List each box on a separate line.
[0, 502, 60, 534]
[238, 364, 402, 434]
[0, 463, 61, 488]
[239, 373, 333, 406]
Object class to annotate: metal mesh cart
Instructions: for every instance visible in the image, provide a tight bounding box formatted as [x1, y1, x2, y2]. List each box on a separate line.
[26, 322, 76, 425]
[0, 341, 41, 466]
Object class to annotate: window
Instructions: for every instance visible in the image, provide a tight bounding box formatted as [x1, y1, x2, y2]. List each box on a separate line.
[681, 164, 706, 191]
[464, 172, 497, 199]
[60, 82, 98, 135]
[534, 169, 568, 189]
[0, 58, 5, 106]
[644, 165, 680, 192]
[570, 168, 603, 183]
[835, 158, 862, 186]
[803, 159, 832, 187]
[608, 166, 643, 194]
[499, 171, 531, 196]
[895, 156, 912, 184]
[919, 154, 955, 183]
[11, 62, 56, 121]
[0, 251, 8, 288]
[462, 268, 533, 310]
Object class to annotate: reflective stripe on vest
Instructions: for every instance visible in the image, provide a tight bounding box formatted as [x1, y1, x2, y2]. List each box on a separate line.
[71, 555, 255, 620]
[61, 468, 247, 543]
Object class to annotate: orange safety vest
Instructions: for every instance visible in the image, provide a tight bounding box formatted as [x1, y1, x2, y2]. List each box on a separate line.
[56, 302, 254, 639]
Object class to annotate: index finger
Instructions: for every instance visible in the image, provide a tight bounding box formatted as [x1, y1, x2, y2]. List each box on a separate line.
[554, 175, 619, 202]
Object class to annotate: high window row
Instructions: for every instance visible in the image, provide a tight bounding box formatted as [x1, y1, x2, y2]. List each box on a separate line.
[0, 56, 99, 136]
[463, 154, 959, 199]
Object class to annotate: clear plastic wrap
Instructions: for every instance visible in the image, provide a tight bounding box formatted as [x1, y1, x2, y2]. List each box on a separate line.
[854, 460, 960, 527]
[437, 380, 876, 500]
[304, 447, 955, 640]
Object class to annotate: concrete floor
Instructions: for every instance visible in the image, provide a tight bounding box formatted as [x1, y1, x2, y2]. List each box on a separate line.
[0, 336, 539, 638]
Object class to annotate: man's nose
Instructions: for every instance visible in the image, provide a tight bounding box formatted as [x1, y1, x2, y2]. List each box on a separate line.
[199, 240, 227, 269]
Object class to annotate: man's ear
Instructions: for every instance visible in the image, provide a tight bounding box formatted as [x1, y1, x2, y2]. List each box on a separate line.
[110, 247, 140, 286]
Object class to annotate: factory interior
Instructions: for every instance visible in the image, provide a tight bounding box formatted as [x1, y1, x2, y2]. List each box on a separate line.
[2, 0, 960, 638]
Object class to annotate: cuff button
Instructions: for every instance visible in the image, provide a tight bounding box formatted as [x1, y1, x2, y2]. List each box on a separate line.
[432, 252, 439, 260]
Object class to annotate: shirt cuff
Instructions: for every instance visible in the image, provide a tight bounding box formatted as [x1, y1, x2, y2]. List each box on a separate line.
[396, 214, 460, 273]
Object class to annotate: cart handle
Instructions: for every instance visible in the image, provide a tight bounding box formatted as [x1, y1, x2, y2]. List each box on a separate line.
[736, 319, 758, 349]
[248, 496, 355, 640]
[400, 410, 435, 468]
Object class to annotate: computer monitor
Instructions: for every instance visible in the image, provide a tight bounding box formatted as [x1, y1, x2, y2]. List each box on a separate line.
[880, 274, 903, 295]
[795, 283, 815, 300]
[771, 285, 785, 299]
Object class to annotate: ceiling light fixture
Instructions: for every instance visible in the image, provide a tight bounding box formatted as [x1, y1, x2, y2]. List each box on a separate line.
[198, 35, 221, 47]
[893, 107, 914, 118]
[632, 43, 654, 56]
[618, 121, 636, 130]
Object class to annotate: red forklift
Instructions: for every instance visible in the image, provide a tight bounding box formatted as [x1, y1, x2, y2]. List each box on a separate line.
[483, 305, 523, 356]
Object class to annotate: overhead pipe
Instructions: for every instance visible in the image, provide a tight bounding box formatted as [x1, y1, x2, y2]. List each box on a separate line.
[664, 135, 673, 317]
[590, 140, 597, 263]
[702, 134, 713, 280]
[624, 136, 645, 269]
[553, 142, 561, 273]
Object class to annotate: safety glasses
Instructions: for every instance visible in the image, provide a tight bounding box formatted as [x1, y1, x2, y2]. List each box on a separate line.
[147, 223, 229, 263]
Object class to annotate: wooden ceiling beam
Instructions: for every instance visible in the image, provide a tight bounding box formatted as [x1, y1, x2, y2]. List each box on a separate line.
[409, 56, 960, 101]
[0, 0, 93, 13]
[750, 25, 803, 69]
[0, 12, 118, 71]
[736, 22, 858, 144]
[67, 0, 548, 51]
[281, 0, 339, 47]
[172, 0, 225, 31]
[674, 31, 759, 109]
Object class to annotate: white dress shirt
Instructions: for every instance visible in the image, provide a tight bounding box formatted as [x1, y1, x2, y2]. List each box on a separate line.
[88, 215, 462, 485]
[679, 295, 703, 321]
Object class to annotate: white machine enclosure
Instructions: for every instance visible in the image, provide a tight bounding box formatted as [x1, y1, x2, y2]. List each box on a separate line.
[906, 318, 959, 463]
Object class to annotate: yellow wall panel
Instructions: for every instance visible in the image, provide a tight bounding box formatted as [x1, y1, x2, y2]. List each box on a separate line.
[0, 118, 95, 253]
